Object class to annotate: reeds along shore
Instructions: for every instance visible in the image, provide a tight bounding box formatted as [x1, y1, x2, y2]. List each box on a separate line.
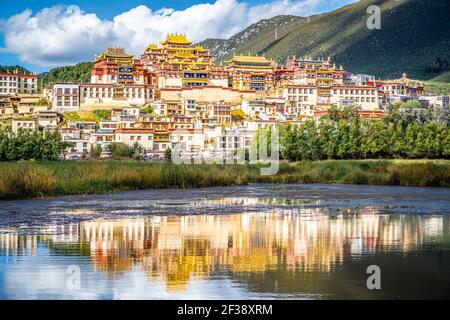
[0, 160, 449, 200]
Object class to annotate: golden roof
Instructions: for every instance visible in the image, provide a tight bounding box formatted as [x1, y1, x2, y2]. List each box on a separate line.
[95, 47, 134, 60]
[162, 34, 192, 45]
[173, 52, 198, 59]
[195, 45, 208, 52]
[146, 43, 161, 51]
[227, 55, 274, 64]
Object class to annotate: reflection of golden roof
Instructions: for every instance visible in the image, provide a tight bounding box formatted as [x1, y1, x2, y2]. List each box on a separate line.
[162, 34, 192, 45]
[2, 211, 440, 292]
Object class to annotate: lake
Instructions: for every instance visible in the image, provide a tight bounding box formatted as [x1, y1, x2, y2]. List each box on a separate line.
[0, 184, 449, 299]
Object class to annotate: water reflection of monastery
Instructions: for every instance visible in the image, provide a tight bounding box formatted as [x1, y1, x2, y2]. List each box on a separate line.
[0, 210, 447, 290]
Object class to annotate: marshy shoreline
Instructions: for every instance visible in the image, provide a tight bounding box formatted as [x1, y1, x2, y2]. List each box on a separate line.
[0, 159, 449, 201]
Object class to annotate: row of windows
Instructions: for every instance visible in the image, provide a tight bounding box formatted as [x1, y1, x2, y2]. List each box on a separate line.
[170, 135, 194, 141]
[287, 88, 315, 94]
[118, 67, 133, 73]
[118, 74, 134, 80]
[0, 76, 36, 81]
[56, 88, 79, 95]
[16, 122, 35, 127]
[287, 95, 377, 103]
[0, 82, 18, 87]
[129, 135, 153, 141]
[56, 101, 79, 107]
[101, 124, 118, 129]
[213, 106, 231, 112]
[185, 82, 207, 87]
[84, 93, 143, 98]
[349, 97, 377, 103]
[184, 73, 207, 78]
[95, 75, 140, 81]
[389, 90, 406, 94]
[214, 111, 231, 116]
[220, 143, 241, 149]
[382, 86, 406, 90]
[334, 89, 375, 95]
[287, 88, 376, 95]
[287, 95, 309, 101]
[0, 88, 17, 93]
[83, 88, 145, 93]
[221, 136, 241, 142]
[57, 96, 79, 101]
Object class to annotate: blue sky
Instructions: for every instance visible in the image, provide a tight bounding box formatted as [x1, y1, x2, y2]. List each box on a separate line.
[0, 0, 357, 72]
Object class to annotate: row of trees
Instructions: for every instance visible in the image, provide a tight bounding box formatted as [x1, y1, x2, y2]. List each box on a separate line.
[0, 127, 72, 161]
[280, 104, 450, 161]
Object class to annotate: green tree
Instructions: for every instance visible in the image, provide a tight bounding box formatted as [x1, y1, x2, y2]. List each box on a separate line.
[92, 109, 111, 122]
[131, 142, 143, 160]
[280, 124, 300, 161]
[164, 148, 172, 163]
[141, 105, 154, 114]
[89, 145, 102, 159]
[0, 127, 71, 161]
[108, 143, 133, 158]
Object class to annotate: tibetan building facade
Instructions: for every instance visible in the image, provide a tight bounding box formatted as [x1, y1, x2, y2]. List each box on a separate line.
[0, 70, 38, 95]
[141, 34, 228, 89]
[51, 33, 396, 115]
[91, 47, 145, 85]
[45, 32, 431, 158]
[226, 55, 276, 93]
[66, 47, 155, 108]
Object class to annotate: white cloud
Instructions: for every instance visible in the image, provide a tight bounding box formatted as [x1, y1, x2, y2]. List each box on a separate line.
[0, 0, 346, 68]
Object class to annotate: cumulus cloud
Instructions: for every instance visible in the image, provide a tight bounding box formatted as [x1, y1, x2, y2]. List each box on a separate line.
[0, 0, 348, 68]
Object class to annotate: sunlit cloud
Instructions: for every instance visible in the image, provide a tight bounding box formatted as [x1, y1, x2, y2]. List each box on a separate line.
[0, 0, 354, 68]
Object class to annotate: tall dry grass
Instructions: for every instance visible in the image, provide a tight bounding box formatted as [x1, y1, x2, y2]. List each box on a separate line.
[0, 164, 55, 199]
[0, 160, 449, 200]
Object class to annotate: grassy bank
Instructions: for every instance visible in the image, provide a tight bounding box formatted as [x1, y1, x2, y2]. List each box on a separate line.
[0, 160, 449, 200]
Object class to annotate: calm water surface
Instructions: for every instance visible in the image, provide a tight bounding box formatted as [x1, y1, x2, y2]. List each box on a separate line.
[0, 184, 449, 299]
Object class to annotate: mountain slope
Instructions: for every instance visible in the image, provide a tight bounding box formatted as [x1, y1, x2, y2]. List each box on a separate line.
[200, 0, 450, 80]
[39, 62, 93, 88]
[202, 15, 305, 63]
